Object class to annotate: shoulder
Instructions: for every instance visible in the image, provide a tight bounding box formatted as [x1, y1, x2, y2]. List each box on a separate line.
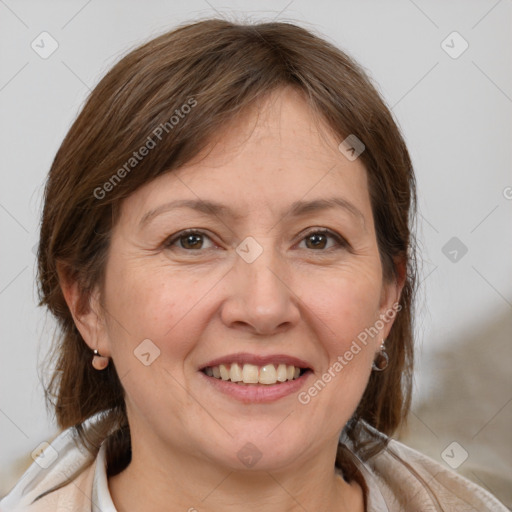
[0, 428, 97, 511]
[365, 437, 508, 511]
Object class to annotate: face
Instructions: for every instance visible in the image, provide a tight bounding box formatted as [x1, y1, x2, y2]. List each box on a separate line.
[82, 87, 401, 472]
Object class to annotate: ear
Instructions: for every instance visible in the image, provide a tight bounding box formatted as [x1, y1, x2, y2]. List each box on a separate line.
[57, 262, 110, 357]
[378, 254, 407, 340]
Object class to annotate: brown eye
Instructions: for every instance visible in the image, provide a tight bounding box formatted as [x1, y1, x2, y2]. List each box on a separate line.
[165, 230, 215, 251]
[305, 232, 328, 249]
[180, 233, 204, 249]
[299, 229, 347, 251]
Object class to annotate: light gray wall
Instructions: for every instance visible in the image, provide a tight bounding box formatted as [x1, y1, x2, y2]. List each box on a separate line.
[1, 0, 511, 498]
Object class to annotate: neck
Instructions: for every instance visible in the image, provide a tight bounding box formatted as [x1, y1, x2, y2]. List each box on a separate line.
[108, 434, 364, 512]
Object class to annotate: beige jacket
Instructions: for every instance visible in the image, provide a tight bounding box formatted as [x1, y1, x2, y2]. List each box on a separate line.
[1, 424, 508, 511]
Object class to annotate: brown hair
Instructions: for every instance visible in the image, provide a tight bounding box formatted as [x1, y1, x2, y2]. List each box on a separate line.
[38, 18, 417, 482]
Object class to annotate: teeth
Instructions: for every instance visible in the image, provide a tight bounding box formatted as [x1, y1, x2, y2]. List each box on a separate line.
[276, 364, 287, 382]
[259, 364, 277, 384]
[242, 364, 259, 383]
[204, 363, 304, 385]
[230, 363, 243, 382]
[219, 365, 230, 380]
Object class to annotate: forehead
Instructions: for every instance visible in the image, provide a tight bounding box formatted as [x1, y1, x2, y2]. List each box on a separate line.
[119, 87, 372, 227]
[183, 87, 359, 177]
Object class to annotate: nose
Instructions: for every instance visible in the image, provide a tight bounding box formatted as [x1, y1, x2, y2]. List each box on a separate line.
[219, 243, 301, 336]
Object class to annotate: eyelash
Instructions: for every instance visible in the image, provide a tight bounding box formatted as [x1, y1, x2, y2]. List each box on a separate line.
[163, 228, 349, 253]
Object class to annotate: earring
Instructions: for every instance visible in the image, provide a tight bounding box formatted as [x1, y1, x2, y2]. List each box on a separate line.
[372, 340, 389, 372]
[92, 349, 110, 370]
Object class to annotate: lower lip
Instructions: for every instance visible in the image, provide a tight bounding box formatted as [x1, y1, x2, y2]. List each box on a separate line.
[200, 371, 312, 403]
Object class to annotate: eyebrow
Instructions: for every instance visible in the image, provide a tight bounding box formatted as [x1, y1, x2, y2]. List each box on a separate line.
[139, 197, 366, 229]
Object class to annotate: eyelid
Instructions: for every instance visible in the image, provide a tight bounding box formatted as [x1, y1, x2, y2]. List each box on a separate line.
[164, 228, 217, 250]
[296, 227, 349, 250]
[164, 227, 349, 252]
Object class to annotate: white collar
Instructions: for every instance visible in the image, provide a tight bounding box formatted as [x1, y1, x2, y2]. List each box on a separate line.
[91, 441, 118, 511]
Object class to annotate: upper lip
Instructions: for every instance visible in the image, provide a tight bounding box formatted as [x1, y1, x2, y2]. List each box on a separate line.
[199, 352, 313, 371]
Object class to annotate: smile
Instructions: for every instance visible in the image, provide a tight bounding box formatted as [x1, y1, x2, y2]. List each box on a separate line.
[202, 363, 307, 385]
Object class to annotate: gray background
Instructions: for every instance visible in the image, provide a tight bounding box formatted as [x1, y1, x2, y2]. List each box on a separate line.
[1, 0, 511, 506]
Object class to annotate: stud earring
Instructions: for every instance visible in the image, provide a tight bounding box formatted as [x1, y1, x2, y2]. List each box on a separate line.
[372, 340, 389, 372]
[92, 349, 110, 370]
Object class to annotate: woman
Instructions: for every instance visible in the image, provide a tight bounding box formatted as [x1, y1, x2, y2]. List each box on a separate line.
[1, 19, 507, 512]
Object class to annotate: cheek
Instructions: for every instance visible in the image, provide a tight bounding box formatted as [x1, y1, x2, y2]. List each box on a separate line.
[105, 256, 208, 331]
[298, 264, 382, 399]
[100, 264, 212, 417]
[101, 259, 211, 364]
[305, 263, 383, 343]
[298, 287, 378, 428]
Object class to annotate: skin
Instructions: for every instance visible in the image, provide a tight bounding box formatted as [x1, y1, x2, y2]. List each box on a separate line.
[62, 87, 405, 512]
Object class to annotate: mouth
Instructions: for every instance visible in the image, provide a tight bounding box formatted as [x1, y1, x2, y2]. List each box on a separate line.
[198, 353, 313, 402]
[201, 362, 310, 385]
